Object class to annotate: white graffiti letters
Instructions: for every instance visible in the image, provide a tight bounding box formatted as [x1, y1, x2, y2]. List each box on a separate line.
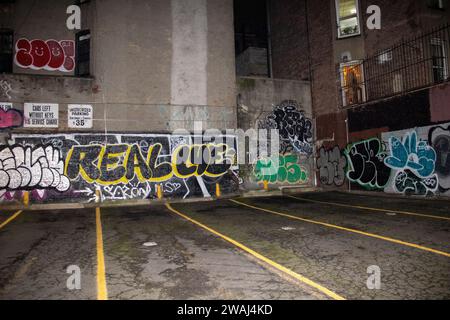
[317, 146, 347, 187]
[0, 145, 70, 193]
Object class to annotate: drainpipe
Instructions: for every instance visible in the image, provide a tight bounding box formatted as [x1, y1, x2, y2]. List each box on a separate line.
[345, 117, 351, 192]
[266, 0, 273, 78]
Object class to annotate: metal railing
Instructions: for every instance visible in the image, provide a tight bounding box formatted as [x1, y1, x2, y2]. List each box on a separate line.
[339, 23, 450, 107]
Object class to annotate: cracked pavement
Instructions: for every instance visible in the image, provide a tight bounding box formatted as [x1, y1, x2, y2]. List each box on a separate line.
[0, 191, 449, 300]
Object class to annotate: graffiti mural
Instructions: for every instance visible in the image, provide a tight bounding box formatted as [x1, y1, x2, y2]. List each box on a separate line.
[0, 145, 70, 199]
[393, 170, 438, 196]
[253, 154, 308, 184]
[428, 124, 450, 193]
[0, 108, 23, 129]
[260, 100, 313, 155]
[344, 138, 391, 189]
[317, 146, 346, 187]
[384, 131, 438, 196]
[3, 133, 238, 202]
[14, 39, 75, 72]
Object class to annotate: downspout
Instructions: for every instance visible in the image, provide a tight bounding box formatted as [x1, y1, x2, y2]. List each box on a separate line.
[345, 117, 351, 192]
[266, 0, 273, 78]
[304, 0, 318, 188]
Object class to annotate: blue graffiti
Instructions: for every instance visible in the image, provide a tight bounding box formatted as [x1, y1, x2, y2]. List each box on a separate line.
[384, 131, 436, 178]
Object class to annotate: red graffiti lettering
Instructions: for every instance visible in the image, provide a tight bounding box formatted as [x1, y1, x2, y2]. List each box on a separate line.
[14, 38, 75, 72]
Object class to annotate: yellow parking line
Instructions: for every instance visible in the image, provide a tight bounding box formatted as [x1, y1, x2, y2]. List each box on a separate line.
[230, 199, 450, 258]
[287, 195, 450, 221]
[0, 210, 23, 230]
[96, 207, 108, 300]
[165, 203, 345, 300]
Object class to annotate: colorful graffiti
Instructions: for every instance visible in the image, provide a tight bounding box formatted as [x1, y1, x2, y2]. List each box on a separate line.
[0, 108, 23, 129]
[2, 133, 239, 202]
[260, 100, 313, 156]
[65, 143, 235, 185]
[15, 39, 75, 72]
[253, 154, 308, 184]
[384, 131, 438, 196]
[319, 126, 447, 197]
[344, 138, 391, 190]
[317, 146, 346, 187]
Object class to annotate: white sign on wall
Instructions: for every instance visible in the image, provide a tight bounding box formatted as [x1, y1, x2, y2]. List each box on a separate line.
[68, 104, 93, 128]
[0, 102, 13, 111]
[24, 103, 59, 128]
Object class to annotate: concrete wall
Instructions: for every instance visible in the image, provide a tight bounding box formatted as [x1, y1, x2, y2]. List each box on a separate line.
[236, 77, 314, 190]
[0, 0, 239, 204]
[0, 0, 237, 132]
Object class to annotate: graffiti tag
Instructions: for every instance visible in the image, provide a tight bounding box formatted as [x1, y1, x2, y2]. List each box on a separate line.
[15, 39, 75, 72]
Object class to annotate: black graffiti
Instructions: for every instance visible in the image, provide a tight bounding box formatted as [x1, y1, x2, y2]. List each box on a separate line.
[394, 170, 438, 196]
[66, 143, 234, 184]
[260, 100, 313, 155]
[345, 138, 391, 189]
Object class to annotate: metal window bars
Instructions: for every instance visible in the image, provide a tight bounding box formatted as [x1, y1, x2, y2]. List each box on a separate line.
[338, 23, 450, 108]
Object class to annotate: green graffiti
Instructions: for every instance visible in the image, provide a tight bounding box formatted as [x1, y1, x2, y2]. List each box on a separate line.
[253, 154, 308, 184]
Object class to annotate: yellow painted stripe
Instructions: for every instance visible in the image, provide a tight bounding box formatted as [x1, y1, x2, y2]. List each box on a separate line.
[95, 207, 108, 300]
[165, 203, 345, 300]
[0, 210, 23, 230]
[287, 195, 450, 221]
[230, 199, 450, 258]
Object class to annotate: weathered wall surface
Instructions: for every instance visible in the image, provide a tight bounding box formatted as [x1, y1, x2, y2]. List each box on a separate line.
[236, 77, 314, 190]
[0, 133, 239, 203]
[0, 0, 239, 204]
[1, 0, 237, 132]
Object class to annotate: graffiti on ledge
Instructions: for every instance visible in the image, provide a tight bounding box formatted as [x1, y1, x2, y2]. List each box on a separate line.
[1, 133, 239, 202]
[318, 122, 450, 197]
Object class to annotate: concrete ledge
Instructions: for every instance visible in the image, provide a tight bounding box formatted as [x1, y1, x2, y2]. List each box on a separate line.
[336, 189, 450, 202]
[2, 186, 448, 212]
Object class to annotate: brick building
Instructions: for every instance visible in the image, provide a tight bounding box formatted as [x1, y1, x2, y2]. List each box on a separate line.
[269, 0, 450, 195]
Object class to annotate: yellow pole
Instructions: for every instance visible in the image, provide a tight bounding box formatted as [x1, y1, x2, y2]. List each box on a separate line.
[263, 180, 269, 191]
[157, 184, 163, 199]
[95, 189, 101, 203]
[23, 191, 29, 206]
[215, 183, 221, 198]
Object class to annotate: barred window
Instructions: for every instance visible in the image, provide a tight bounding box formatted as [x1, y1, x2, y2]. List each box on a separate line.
[339, 61, 366, 106]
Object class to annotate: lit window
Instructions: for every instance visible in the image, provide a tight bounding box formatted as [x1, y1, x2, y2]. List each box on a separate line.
[335, 0, 361, 38]
[340, 61, 366, 106]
